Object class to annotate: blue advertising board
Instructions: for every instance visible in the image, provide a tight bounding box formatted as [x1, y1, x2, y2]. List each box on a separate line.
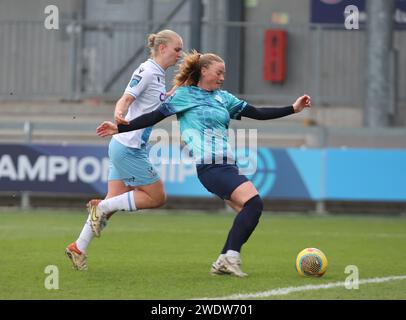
[311, 0, 406, 29]
[0, 144, 405, 202]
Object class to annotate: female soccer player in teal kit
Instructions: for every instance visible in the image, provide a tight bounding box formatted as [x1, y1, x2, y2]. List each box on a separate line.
[95, 50, 311, 277]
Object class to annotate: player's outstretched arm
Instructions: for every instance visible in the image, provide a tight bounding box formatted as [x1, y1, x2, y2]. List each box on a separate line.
[240, 94, 311, 120]
[96, 109, 167, 137]
[97, 121, 118, 137]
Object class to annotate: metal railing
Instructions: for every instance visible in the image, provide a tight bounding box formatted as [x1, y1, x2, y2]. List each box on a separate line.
[3, 119, 406, 148]
[0, 20, 405, 107]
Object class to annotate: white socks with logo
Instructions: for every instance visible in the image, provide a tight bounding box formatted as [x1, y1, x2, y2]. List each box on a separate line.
[76, 191, 137, 253]
[98, 191, 137, 214]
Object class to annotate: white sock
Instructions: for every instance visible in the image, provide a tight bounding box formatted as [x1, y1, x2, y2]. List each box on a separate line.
[76, 217, 109, 253]
[226, 250, 240, 259]
[98, 191, 137, 214]
[76, 219, 94, 253]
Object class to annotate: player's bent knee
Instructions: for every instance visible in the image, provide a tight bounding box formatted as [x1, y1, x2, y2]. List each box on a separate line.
[152, 193, 167, 208]
[158, 193, 167, 207]
[244, 195, 263, 216]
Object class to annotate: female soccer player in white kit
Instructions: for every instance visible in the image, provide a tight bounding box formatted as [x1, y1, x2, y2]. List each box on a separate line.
[65, 30, 183, 270]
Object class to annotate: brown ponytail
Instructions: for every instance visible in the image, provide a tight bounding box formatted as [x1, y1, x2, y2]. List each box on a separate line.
[174, 50, 224, 87]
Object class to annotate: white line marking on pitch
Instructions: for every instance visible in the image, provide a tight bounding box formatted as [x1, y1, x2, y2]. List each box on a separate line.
[194, 275, 406, 300]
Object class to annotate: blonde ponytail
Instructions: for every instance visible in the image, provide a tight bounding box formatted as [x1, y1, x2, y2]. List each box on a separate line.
[147, 29, 181, 58]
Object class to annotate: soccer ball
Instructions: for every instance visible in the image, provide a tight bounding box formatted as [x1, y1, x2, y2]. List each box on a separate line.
[295, 248, 328, 277]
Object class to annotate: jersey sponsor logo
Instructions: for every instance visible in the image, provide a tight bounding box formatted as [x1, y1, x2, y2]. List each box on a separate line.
[130, 75, 142, 87]
[214, 94, 224, 104]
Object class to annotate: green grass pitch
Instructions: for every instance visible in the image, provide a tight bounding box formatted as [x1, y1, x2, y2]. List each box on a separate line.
[0, 209, 405, 300]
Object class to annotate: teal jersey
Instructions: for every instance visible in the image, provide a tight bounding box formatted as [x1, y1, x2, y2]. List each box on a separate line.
[158, 86, 247, 163]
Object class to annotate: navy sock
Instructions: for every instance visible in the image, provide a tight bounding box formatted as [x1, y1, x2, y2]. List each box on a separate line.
[221, 195, 263, 254]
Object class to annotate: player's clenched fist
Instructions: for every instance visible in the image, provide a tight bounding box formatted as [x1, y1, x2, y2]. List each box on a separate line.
[292, 95, 312, 113]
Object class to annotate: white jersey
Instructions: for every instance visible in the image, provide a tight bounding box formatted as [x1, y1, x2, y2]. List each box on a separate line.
[113, 59, 166, 148]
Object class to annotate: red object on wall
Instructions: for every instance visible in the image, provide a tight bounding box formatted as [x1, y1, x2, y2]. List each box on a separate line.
[263, 29, 287, 83]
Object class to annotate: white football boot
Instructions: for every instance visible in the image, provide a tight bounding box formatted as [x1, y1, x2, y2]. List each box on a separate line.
[87, 199, 106, 238]
[65, 242, 88, 271]
[210, 255, 248, 277]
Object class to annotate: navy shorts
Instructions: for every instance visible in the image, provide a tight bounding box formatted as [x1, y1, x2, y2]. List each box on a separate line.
[196, 163, 249, 200]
